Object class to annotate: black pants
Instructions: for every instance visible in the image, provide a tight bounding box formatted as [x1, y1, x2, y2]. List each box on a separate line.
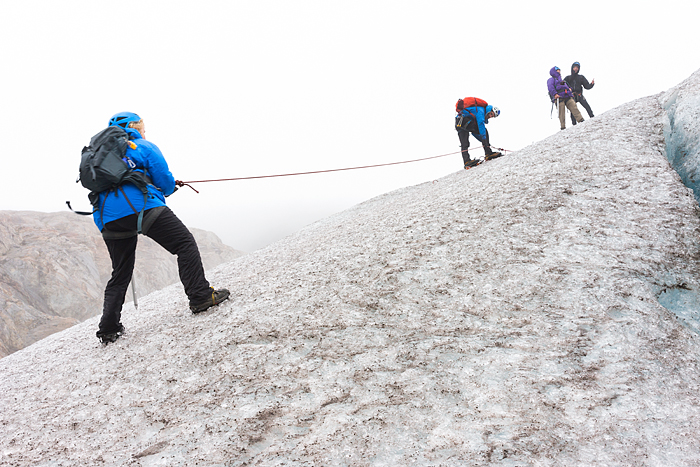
[457, 125, 493, 164]
[571, 94, 594, 124]
[98, 207, 211, 334]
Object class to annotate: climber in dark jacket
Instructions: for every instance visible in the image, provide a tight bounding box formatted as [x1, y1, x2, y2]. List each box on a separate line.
[564, 61, 595, 125]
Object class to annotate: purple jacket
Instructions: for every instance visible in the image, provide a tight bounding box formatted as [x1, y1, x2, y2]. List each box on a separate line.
[547, 67, 573, 101]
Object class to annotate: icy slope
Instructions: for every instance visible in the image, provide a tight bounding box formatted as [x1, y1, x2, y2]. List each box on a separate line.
[1, 93, 700, 466]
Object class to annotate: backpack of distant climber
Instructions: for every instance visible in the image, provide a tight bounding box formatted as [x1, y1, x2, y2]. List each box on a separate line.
[455, 97, 489, 130]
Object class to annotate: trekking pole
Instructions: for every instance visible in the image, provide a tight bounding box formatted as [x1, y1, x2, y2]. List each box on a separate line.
[131, 277, 138, 309]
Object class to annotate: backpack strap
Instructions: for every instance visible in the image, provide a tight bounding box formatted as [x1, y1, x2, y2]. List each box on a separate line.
[100, 206, 165, 239]
[65, 201, 95, 216]
[118, 186, 148, 234]
[96, 171, 151, 233]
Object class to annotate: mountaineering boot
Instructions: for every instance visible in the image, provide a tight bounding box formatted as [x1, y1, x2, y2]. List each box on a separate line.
[97, 324, 125, 345]
[484, 152, 503, 161]
[464, 159, 480, 169]
[190, 288, 231, 314]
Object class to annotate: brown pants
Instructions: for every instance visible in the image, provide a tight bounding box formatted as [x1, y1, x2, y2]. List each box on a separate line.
[558, 97, 584, 129]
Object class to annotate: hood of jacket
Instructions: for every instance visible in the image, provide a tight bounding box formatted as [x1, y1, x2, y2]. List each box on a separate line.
[550, 66, 562, 78]
[124, 127, 142, 140]
[571, 62, 581, 75]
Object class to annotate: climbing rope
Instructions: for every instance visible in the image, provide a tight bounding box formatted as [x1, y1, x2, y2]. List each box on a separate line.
[176, 145, 512, 193]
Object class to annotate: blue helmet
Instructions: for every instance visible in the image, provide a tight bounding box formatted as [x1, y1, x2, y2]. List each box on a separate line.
[109, 112, 141, 128]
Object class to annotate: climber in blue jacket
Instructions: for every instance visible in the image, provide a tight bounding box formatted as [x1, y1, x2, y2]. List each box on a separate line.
[94, 112, 230, 344]
[92, 123, 175, 231]
[455, 97, 502, 168]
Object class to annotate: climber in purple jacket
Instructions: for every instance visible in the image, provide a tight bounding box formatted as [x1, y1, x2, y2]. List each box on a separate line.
[547, 66, 584, 130]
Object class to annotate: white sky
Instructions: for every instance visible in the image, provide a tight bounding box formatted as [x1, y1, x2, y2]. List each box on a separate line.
[1, 0, 698, 252]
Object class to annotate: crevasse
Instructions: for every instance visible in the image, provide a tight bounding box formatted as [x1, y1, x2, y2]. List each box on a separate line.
[661, 85, 700, 203]
[658, 73, 700, 332]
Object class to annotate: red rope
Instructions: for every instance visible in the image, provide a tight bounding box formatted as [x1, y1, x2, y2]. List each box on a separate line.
[178, 145, 511, 188]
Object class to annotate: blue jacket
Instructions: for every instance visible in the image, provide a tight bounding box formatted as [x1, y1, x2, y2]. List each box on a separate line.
[92, 128, 176, 231]
[460, 104, 493, 138]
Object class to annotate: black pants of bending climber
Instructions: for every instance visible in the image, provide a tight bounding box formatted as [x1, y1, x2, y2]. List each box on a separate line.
[98, 207, 211, 335]
[457, 125, 493, 164]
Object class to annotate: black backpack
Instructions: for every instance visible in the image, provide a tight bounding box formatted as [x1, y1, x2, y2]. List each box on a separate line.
[68, 126, 150, 231]
[78, 126, 148, 194]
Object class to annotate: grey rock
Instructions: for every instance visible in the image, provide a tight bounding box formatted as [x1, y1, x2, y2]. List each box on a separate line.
[0, 211, 243, 357]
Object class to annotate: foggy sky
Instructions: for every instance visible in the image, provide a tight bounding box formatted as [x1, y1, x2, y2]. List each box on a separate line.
[1, 0, 697, 251]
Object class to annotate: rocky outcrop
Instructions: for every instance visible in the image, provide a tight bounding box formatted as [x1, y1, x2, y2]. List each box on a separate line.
[0, 211, 243, 357]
